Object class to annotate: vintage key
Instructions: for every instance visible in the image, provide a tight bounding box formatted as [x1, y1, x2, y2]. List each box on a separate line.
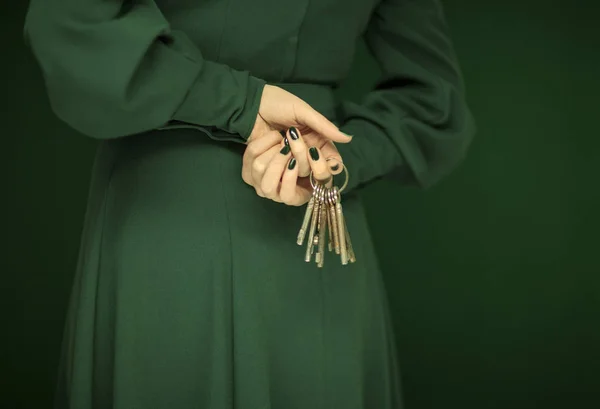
[327, 187, 341, 255]
[343, 212, 356, 263]
[297, 187, 317, 245]
[297, 164, 356, 266]
[304, 184, 323, 262]
[333, 186, 349, 265]
[326, 189, 334, 253]
[336, 187, 356, 264]
[314, 185, 326, 265]
[316, 186, 329, 268]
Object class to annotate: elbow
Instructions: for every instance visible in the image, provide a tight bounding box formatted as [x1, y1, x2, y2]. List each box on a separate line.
[44, 83, 122, 140]
[24, 7, 129, 140]
[48, 91, 168, 140]
[50, 101, 141, 140]
[61, 118, 122, 140]
[24, 12, 112, 140]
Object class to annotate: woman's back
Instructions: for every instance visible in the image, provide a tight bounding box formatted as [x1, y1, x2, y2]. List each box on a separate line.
[24, 1, 473, 408]
[157, 0, 377, 84]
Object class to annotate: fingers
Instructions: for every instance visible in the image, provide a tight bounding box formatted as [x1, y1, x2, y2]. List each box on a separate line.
[296, 104, 353, 144]
[319, 140, 344, 176]
[243, 123, 344, 206]
[282, 127, 342, 177]
[279, 157, 298, 204]
[279, 157, 312, 206]
[251, 144, 281, 196]
[261, 144, 292, 199]
[307, 145, 332, 183]
[242, 130, 282, 186]
[283, 127, 311, 177]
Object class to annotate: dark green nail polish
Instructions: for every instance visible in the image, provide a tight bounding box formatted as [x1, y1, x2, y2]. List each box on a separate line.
[288, 157, 297, 170]
[280, 145, 291, 155]
[309, 147, 319, 161]
[331, 164, 339, 171]
[289, 127, 300, 140]
[279, 130, 289, 146]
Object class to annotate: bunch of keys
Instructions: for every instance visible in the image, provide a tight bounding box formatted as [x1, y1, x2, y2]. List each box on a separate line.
[296, 165, 356, 267]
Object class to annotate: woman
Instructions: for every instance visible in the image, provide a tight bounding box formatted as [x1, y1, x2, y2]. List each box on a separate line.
[25, 0, 475, 408]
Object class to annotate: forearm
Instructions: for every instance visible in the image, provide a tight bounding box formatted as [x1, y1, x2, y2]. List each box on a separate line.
[25, 0, 265, 141]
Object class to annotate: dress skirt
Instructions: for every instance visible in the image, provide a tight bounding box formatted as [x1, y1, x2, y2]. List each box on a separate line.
[54, 127, 403, 409]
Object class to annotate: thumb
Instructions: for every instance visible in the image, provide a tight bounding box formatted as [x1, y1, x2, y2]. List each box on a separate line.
[297, 104, 353, 144]
[320, 141, 345, 176]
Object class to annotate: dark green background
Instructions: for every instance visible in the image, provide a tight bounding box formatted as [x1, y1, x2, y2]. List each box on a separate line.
[4, 1, 599, 408]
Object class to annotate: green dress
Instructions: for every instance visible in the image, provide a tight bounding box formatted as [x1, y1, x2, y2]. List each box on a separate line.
[25, 1, 475, 408]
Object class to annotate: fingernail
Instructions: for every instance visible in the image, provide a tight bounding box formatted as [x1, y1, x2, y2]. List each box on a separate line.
[280, 145, 291, 155]
[309, 147, 319, 161]
[288, 157, 297, 170]
[330, 164, 340, 171]
[279, 130, 290, 146]
[342, 132, 353, 138]
[289, 127, 300, 140]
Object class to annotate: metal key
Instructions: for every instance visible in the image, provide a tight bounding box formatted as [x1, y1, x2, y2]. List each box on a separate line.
[314, 186, 326, 265]
[304, 184, 323, 262]
[343, 213, 356, 263]
[296, 165, 356, 266]
[326, 189, 334, 253]
[327, 187, 341, 255]
[316, 186, 329, 268]
[297, 187, 317, 245]
[334, 187, 349, 265]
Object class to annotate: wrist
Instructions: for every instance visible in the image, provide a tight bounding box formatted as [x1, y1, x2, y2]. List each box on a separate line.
[239, 76, 267, 141]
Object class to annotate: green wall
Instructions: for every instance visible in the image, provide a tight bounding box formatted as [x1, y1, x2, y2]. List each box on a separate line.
[4, 1, 598, 408]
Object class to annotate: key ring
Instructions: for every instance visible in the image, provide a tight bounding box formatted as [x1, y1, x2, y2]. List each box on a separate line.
[309, 160, 349, 194]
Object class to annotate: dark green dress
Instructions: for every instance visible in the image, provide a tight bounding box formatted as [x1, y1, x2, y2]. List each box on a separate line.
[25, 1, 475, 408]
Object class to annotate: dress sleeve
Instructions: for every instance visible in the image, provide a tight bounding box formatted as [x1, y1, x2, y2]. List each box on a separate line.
[24, 0, 266, 142]
[336, 0, 476, 193]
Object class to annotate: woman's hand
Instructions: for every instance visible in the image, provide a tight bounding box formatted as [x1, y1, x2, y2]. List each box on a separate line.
[246, 84, 350, 176]
[243, 127, 336, 206]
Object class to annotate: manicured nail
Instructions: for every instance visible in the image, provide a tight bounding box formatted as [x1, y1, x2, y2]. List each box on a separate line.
[289, 127, 300, 140]
[288, 157, 297, 170]
[279, 130, 290, 146]
[330, 164, 340, 171]
[309, 147, 319, 161]
[280, 145, 290, 155]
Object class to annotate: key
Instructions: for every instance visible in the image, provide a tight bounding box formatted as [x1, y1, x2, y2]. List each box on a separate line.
[314, 186, 325, 265]
[316, 187, 329, 268]
[343, 214, 356, 263]
[334, 187, 348, 265]
[328, 187, 341, 255]
[296, 165, 357, 266]
[326, 189, 334, 253]
[305, 184, 323, 262]
[297, 188, 317, 245]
